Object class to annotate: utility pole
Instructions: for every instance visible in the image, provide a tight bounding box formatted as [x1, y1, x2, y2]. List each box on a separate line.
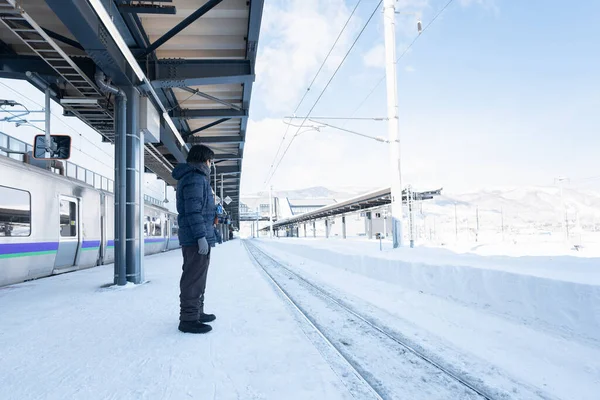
[565, 209, 569, 241]
[255, 209, 259, 239]
[269, 185, 274, 239]
[383, 209, 387, 239]
[501, 207, 504, 241]
[220, 174, 224, 208]
[44, 87, 51, 169]
[555, 176, 569, 242]
[220, 173, 224, 243]
[383, 0, 403, 248]
[407, 185, 414, 248]
[454, 203, 458, 241]
[476, 206, 480, 243]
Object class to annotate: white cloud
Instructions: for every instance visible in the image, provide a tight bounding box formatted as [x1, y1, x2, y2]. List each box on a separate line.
[254, 0, 360, 113]
[241, 117, 392, 194]
[363, 44, 385, 68]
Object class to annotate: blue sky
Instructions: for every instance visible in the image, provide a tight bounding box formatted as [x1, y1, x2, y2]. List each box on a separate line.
[242, 0, 600, 194]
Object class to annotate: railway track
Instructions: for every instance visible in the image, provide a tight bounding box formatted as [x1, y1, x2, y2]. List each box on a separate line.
[244, 240, 496, 400]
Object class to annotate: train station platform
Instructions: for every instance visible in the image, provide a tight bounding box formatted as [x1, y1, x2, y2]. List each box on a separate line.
[0, 241, 352, 400]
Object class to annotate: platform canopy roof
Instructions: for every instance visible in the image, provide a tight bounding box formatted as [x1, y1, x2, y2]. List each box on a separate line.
[0, 0, 264, 223]
[267, 187, 443, 229]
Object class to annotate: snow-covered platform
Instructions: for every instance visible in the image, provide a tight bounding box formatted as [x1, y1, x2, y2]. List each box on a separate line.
[0, 240, 352, 400]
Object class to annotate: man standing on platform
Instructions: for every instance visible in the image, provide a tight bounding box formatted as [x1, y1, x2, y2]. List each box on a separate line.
[171, 145, 217, 334]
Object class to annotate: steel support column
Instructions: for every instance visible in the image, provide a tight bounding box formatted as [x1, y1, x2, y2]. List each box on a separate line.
[125, 85, 142, 283]
[325, 219, 329, 239]
[96, 71, 127, 285]
[342, 215, 347, 239]
[367, 212, 373, 240]
[139, 127, 145, 282]
[313, 220, 316, 238]
[115, 94, 127, 285]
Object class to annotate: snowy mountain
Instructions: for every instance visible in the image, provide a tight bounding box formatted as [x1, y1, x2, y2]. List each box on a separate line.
[423, 186, 600, 232]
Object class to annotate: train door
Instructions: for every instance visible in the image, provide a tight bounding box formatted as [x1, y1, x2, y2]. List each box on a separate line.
[99, 193, 106, 265]
[55, 196, 80, 270]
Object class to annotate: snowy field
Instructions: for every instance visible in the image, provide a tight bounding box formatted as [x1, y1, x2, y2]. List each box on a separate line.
[0, 241, 354, 400]
[253, 237, 600, 400]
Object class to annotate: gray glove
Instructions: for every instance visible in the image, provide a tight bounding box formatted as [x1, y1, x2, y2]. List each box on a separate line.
[197, 237, 209, 255]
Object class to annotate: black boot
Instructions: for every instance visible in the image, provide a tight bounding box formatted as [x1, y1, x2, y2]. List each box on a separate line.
[178, 320, 212, 334]
[199, 313, 216, 323]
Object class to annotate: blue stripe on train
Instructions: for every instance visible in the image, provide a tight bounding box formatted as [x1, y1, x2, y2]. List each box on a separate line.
[1, 238, 179, 255]
[0, 241, 100, 254]
[81, 240, 100, 249]
[0, 242, 58, 255]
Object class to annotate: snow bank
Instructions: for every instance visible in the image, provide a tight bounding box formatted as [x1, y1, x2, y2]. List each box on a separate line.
[257, 238, 600, 343]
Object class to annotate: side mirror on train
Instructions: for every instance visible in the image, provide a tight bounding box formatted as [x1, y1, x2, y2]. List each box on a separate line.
[32, 134, 71, 160]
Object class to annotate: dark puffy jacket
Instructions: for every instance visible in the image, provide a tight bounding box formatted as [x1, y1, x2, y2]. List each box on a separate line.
[172, 163, 216, 246]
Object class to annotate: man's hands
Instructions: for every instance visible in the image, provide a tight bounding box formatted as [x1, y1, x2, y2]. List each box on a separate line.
[197, 237, 209, 255]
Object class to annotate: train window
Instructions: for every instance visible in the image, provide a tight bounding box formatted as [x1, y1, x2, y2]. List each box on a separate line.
[8, 138, 25, 162]
[0, 133, 7, 156]
[153, 217, 162, 236]
[144, 215, 162, 237]
[86, 170, 94, 185]
[59, 200, 77, 237]
[0, 186, 31, 237]
[171, 223, 178, 237]
[144, 215, 152, 236]
[66, 162, 77, 178]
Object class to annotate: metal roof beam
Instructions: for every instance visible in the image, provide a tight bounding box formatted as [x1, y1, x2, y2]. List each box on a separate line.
[141, 0, 223, 57]
[41, 28, 85, 51]
[159, 120, 187, 163]
[213, 153, 242, 161]
[171, 108, 247, 119]
[0, 38, 15, 55]
[150, 60, 253, 88]
[118, 4, 176, 14]
[184, 117, 230, 137]
[213, 165, 241, 174]
[179, 86, 242, 111]
[237, 0, 264, 159]
[45, 0, 137, 86]
[187, 136, 243, 144]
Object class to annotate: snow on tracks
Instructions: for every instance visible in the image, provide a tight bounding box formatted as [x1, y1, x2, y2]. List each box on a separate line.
[244, 240, 493, 400]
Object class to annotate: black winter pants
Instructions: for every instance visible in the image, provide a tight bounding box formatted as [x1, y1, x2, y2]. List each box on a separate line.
[179, 245, 211, 322]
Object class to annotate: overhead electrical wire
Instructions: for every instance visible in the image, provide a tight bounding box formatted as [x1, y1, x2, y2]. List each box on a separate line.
[0, 107, 43, 132]
[308, 119, 389, 143]
[0, 83, 115, 171]
[348, 0, 456, 119]
[262, 0, 364, 186]
[265, 0, 383, 185]
[285, 116, 387, 121]
[0, 81, 114, 160]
